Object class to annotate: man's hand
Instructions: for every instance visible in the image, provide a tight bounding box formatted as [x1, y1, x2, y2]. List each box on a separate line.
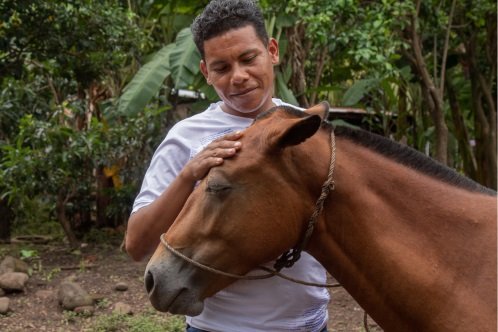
[181, 131, 243, 182]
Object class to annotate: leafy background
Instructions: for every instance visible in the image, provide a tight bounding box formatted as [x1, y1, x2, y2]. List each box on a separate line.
[0, 0, 495, 244]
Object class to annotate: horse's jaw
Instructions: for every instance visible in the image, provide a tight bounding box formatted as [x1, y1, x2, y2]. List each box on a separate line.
[145, 253, 205, 316]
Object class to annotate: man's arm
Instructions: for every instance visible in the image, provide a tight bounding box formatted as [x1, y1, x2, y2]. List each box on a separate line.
[125, 131, 242, 261]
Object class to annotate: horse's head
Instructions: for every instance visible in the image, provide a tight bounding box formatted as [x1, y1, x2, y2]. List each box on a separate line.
[145, 102, 330, 315]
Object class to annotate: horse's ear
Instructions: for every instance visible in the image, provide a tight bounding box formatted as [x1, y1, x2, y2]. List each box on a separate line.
[276, 114, 322, 149]
[304, 101, 329, 121]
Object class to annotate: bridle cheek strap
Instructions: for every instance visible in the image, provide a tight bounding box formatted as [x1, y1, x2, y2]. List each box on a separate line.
[274, 128, 336, 271]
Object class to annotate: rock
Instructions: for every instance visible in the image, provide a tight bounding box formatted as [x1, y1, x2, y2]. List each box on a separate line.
[13, 258, 30, 274]
[0, 297, 9, 314]
[0, 256, 29, 275]
[57, 281, 93, 310]
[0, 256, 15, 275]
[113, 302, 133, 315]
[74, 305, 94, 316]
[90, 293, 106, 302]
[0, 288, 4, 297]
[114, 282, 128, 291]
[0, 272, 29, 291]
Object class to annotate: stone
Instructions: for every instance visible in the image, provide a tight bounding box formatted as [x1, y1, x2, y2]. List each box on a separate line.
[0, 272, 29, 291]
[114, 282, 128, 291]
[90, 293, 106, 302]
[13, 258, 30, 274]
[57, 281, 93, 310]
[0, 297, 9, 314]
[0, 288, 4, 297]
[113, 302, 133, 315]
[0, 256, 15, 275]
[74, 305, 94, 316]
[0, 256, 29, 275]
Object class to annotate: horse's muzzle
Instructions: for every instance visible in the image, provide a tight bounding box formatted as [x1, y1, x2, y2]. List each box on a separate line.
[145, 255, 205, 316]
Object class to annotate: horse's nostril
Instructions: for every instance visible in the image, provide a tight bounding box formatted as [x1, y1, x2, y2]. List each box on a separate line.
[145, 269, 155, 294]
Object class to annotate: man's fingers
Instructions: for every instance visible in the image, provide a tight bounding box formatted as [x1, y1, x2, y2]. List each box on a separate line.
[224, 130, 243, 140]
[214, 130, 243, 143]
[210, 147, 237, 158]
[208, 139, 242, 150]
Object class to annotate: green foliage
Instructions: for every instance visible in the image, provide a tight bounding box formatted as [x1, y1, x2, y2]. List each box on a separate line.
[43, 267, 61, 282]
[275, 70, 299, 105]
[20, 248, 38, 260]
[0, 0, 146, 88]
[0, 0, 495, 242]
[286, 0, 413, 77]
[342, 79, 379, 107]
[0, 104, 167, 237]
[170, 28, 202, 89]
[117, 45, 173, 117]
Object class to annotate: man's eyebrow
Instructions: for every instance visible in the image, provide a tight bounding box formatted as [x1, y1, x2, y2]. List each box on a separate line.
[207, 48, 260, 68]
[238, 48, 259, 58]
[209, 59, 227, 68]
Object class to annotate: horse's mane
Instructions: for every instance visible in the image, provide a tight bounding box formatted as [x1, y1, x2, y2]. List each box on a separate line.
[333, 125, 497, 196]
[255, 106, 496, 196]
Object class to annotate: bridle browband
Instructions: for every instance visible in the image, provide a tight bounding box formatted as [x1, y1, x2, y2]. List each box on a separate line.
[159, 127, 338, 288]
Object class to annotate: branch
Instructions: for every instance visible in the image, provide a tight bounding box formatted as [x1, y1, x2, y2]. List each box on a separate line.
[439, 0, 457, 95]
[310, 47, 328, 106]
[410, 2, 441, 107]
[26, 59, 62, 106]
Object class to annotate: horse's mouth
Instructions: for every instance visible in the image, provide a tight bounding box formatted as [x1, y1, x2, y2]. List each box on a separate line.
[147, 283, 204, 315]
[145, 262, 205, 315]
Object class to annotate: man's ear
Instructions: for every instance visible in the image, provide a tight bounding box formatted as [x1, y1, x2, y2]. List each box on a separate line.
[305, 101, 329, 121]
[276, 115, 322, 149]
[268, 38, 279, 65]
[200, 60, 210, 84]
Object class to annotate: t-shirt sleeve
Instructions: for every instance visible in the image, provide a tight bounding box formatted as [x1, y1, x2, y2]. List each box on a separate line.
[131, 129, 189, 213]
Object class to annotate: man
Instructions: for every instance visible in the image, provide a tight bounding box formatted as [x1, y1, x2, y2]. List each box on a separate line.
[125, 0, 330, 331]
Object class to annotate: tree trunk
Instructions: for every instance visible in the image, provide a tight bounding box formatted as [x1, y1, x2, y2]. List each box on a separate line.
[466, 32, 497, 189]
[0, 198, 12, 243]
[395, 83, 410, 143]
[446, 78, 478, 179]
[309, 47, 328, 106]
[286, 23, 309, 107]
[407, 2, 448, 164]
[56, 190, 78, 248]
[96, 165, 112, 228]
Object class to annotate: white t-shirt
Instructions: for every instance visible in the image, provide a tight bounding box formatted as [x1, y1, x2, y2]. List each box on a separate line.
[133, 99, 330, 332]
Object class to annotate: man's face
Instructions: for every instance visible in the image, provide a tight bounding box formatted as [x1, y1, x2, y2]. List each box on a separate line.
[200, 25, 279, 118]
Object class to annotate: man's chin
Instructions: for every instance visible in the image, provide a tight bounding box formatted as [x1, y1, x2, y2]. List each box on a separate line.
[223, 98, 273, 117]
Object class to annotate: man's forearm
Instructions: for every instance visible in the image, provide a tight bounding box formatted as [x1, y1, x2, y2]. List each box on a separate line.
[125, 172, 196, 261]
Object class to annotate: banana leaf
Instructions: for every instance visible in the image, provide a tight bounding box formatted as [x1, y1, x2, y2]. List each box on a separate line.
[117, 44, 174, 117]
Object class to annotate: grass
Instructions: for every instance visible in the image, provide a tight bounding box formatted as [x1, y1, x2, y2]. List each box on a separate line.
[86, 310, 185, 332]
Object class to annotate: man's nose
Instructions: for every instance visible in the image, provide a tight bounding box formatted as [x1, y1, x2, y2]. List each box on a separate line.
[231, 64, 249, 84]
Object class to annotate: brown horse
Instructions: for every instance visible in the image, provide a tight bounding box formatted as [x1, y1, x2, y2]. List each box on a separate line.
[145, 102, 497, 332]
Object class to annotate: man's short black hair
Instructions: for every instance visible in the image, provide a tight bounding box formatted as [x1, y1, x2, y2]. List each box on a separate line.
[191, 0, 269, 58]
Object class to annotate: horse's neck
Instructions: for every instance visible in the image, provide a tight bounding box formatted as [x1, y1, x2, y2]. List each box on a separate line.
[307, 137, 497, 331]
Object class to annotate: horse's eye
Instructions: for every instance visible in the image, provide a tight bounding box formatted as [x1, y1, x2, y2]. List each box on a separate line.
[206, 183, 231, 194]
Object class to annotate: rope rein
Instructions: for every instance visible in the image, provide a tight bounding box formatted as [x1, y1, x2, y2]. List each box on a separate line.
[160, 234, 340, 287]
[160, 128, 339, 288]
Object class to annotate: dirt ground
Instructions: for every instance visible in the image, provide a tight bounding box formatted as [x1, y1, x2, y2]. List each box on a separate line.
[0, 241, 381, 332]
